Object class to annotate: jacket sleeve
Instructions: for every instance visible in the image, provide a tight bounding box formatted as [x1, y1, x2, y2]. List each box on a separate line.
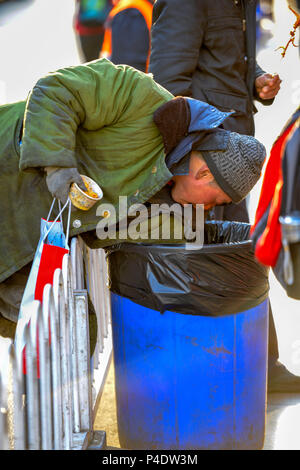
[149, 0, 205, 97]
[19, 59, 155, 171]
[110, 9, 150, 72]
[253, 61, 274, 106]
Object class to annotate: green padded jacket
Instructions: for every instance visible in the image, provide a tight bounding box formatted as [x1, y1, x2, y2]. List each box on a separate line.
[0, 59, 175, 282]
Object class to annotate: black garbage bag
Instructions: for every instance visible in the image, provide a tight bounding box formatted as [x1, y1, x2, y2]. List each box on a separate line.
[106, 221, 269, 316]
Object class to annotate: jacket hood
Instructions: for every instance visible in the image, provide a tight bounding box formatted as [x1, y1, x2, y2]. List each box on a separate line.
[164, 98, 232, 168]
[187, 97, 232, 133]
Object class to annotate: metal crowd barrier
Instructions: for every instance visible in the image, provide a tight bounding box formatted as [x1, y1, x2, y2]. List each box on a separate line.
[0, 237, 113, 450]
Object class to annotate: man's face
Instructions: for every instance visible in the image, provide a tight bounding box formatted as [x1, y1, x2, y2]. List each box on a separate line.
[170, 151, 232, 210]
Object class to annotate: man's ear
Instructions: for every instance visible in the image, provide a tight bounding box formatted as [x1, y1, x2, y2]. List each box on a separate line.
[190, 151, 214, 181]
[194, 166, 213, 181]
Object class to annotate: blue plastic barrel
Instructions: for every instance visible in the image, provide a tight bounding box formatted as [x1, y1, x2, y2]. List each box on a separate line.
[111, 294, 269, 450]
[107, 222, 269, 449]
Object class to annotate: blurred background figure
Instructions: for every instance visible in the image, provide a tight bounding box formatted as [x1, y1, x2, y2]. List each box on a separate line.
[100, 0, 153, 72]
[256, 0, 275, 47]
[290, 0, 300, 56]
[290, 0, 300, 14]
[74, 0, 113, 62]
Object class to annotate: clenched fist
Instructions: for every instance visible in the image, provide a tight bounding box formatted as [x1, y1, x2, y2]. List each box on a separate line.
[255, 73, 282, 100]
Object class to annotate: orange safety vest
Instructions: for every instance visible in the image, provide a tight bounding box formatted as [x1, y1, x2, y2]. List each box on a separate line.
[101, 0, 153, 72]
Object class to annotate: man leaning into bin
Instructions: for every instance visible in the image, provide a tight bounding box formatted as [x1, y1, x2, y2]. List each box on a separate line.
[0, 58, 266, 333]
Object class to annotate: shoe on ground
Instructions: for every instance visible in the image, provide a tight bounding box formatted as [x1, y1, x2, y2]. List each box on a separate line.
[268, 361, 300, 393]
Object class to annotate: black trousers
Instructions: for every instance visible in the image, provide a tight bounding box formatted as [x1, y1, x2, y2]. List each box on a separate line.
[212, 199, 279, 365]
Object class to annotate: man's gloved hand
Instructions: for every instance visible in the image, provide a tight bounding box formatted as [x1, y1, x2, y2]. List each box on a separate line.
[45, 167, 87, 204]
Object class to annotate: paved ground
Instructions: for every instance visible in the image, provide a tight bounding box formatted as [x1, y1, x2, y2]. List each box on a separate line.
[1, 0, 300, 450]
[94, 362, 120, 449]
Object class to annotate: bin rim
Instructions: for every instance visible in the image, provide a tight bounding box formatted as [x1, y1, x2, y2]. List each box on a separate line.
[106, 239, 253, 254]
[105, 221, 253, 254]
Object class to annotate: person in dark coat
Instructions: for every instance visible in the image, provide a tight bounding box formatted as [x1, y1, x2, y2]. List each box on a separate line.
[149, 0, 300, 393]
[149, 0, 281, 222]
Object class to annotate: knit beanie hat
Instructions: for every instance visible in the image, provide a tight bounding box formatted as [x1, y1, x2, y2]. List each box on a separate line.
[200, 132, 266, 203]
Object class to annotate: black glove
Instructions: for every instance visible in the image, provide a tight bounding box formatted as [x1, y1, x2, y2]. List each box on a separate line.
[45, 167, 87, 204]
